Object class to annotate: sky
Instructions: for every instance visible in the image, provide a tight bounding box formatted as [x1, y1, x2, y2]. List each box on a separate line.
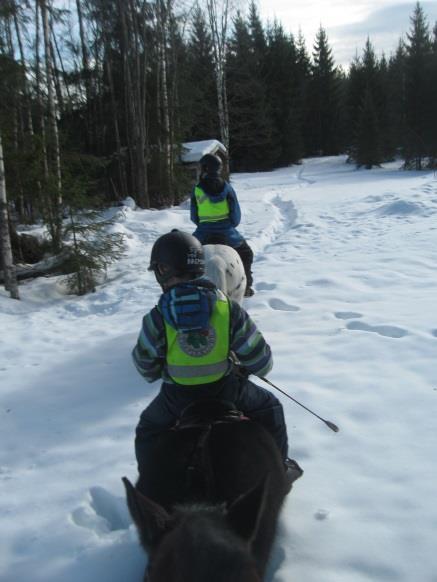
[1, 155, 437, 581]
[257, 0, 437, 67]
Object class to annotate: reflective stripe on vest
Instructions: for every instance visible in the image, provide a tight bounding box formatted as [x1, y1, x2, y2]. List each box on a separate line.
[164, 292, 230, 385]
[194, 186, 230, 223]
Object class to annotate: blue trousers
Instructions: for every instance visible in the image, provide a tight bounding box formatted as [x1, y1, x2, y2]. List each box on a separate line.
[135, 374, 289, 473]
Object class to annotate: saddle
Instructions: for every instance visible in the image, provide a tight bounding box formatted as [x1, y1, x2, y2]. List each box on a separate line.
[175, 400, 303, 496]
[174, 399, 249, 431]
[172, 400, 249, 500]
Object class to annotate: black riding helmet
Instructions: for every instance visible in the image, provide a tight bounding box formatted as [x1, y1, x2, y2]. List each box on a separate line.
[199, 153, 222, 176]
[148, 229, 205, 285]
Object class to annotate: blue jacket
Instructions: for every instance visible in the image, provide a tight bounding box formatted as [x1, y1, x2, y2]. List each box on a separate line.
[190, 180, 244, 247]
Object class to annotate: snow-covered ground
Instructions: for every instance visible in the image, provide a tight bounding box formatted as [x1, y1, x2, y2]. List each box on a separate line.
[1, 156, 437, 582]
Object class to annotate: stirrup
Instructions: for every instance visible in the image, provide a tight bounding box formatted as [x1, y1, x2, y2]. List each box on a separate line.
[284, 458, 303, 493]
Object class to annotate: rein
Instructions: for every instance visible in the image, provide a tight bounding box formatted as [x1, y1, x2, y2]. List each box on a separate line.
[172, 410, 250, 500]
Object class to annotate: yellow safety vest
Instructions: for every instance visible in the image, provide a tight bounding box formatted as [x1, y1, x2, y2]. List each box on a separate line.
[194, 186, 230, 223]
[164, 291, 230, 385]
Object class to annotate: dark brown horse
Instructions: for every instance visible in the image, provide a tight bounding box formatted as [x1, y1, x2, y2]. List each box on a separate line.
[123, 400, 288, 581]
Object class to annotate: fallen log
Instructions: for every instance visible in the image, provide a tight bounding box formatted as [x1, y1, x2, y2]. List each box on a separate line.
[0, 250, 74, 284]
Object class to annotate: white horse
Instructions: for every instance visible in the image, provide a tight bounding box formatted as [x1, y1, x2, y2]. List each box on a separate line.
[203, 244, 246, 305]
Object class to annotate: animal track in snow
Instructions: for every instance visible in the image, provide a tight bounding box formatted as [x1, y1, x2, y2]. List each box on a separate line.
[314, 509, 330, 521]
[71, 486, 130, 535]
[256, 282, 276, 291]
[305, 278, 335, 287]
[268, 298, 300, 312]
[0, 466, 12, 481]
[431, 329, 437, 338]
[334, 311, 363, 320]
[346, 320, 408, 338]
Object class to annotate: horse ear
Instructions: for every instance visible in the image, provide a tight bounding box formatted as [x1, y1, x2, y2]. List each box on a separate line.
[122, 477, 170, 549]
[226, 476, 268, 544]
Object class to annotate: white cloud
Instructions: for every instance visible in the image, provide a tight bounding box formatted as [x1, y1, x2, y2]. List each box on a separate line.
[257, 0, 437, 66]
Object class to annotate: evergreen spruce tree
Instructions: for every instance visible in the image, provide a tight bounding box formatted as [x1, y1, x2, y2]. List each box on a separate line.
[58, 156, 126, 295]
[428, 22, 437, 165]
[345, 54, 365, 158]
[227, 11, 275, 171]
[185, 6, 219, 140]
[355, 88, 381, 169]
[248, 1, 267, 70]
[404, 2, 432, 169]
[295, 29, 311, 155]
[296, 29, 311, 81]
[265, 21, 303, 166]
[377, 54, 396, 161]
[387, 40, 407, 155]
[62, 178, 125, 295]
[347, 39, 390, 166]
[307, 26, 343, 155]
[63, 208, 125, 295]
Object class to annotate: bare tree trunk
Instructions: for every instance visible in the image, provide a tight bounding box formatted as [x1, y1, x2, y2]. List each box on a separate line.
[91, 28, 104, 156]
[35, 0, 49, 182]
[75, 0, 91, 105]
[206, 0, 230, 166]
[0, 132, 20, 300]
[40, 0, 63, 249]
[76, 0, 99, 153]
[119, 0, 149, 208]
[50, 21, 72, 113]
[157, 0, 172, 202]
[13, 5, 34, 136]
[129, 0, 149, 207]
[105, 56, 128, 199]
[119, 1, 136, 196]
[13, 2, 39, 221]
[4, 12, 30, 222]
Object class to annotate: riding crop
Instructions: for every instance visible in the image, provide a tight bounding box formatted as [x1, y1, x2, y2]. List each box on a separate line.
[260, 377, 340, 433]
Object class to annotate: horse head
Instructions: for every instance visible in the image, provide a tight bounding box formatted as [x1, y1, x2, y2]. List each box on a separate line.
[123, 476, 267, 582]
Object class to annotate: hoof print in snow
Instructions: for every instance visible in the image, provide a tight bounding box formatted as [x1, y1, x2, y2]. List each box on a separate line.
[314, 509, 330, 521]
[334, 311, 363, 320]
[346, 320, 408, 338]
[268, 298, 300, 312]
[0, 466, 12, 480]
[306, 278, 335, 287]
[256, 282, 276, 291]
[71, 487, 130, 535]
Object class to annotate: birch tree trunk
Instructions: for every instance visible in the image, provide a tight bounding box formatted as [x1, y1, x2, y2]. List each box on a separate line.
[40, 0, 63, 250]
[13, 5, 34, 136]
[75, 0, 95, 151]
[105, 56, 128, 199]
[129, 0, 149, 207]
[206, 0, 230, 164]
[119, 0, 149, 208]
[35, 0, 49, 182]
[157, 0, 173, 201]
[0, 132, 20, 300]
[13, 2, 39, 221]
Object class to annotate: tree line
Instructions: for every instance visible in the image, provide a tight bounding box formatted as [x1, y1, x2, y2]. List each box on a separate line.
[1, 1, 436, 297]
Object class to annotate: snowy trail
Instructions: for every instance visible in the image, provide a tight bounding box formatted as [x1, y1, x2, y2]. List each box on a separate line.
[1, 156, 437, 582]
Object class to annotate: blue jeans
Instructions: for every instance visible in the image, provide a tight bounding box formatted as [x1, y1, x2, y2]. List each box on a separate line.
[135, 374, 289, 473]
